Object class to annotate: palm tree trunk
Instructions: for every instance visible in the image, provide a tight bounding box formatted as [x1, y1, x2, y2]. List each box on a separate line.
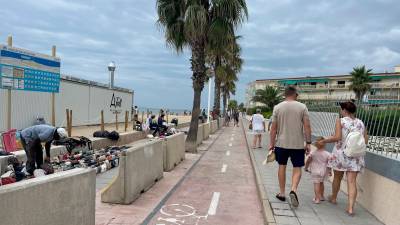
[213, 56, 221, 119]
[186, 40, 206, 153]
[222, 92, 227, 117]
[213, 77, 221, 119]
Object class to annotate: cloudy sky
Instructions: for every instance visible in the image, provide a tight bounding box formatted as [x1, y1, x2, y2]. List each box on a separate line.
[1, 0, 399, 109]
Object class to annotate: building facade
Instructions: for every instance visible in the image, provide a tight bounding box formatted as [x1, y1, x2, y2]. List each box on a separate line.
[246, 69, 400, 108]
[0, 75, 133, 132]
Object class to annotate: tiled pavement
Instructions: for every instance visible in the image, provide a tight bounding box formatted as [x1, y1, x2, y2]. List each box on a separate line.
[243, 119, 384, 225]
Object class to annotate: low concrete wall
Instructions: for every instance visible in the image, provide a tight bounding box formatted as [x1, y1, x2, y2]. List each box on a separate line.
[0, 131, 146, 176]
[210, 120, 218, 134]
[218, 118, 224, 128]
[101, 139, 163, 204]
[91, 130, 146, 149]
[0, 168, 96, 225]
[0, 145, 67, 175]
[203, 123, 210, 140]
[196, 124, 204, 146]
[335, 167, 399, 225]
[162, 133, 185, 172]
[177, 122, 191, 129]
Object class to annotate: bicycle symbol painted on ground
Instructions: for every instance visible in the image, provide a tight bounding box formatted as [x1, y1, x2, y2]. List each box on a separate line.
[156, 203, 208, 225]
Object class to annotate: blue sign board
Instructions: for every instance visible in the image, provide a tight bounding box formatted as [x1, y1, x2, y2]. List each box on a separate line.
[0, 45, 61, 93]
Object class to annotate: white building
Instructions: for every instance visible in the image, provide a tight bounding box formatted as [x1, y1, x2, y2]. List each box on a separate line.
[246, 68, 400, 108]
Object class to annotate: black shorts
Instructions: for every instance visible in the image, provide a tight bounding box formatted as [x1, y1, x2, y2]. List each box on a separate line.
[275, 147, 305, 167]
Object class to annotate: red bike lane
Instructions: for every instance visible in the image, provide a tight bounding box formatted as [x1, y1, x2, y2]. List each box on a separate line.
[146, 125, 264, 225]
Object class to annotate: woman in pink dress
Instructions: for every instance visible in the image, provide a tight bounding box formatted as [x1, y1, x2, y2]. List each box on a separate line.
[321, 101, 368, 216]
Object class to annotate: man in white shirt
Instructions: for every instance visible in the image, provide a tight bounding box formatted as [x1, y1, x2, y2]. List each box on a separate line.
[250, 109, 266, 149]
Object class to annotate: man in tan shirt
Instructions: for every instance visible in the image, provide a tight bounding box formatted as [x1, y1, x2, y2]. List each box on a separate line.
[269, 86, 312, 207]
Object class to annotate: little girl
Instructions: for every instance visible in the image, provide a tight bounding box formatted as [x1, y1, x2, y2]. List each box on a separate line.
[305, 137, 332, 204]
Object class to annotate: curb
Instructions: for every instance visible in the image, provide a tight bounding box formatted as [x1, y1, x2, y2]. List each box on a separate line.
[241, 119, 276, 225]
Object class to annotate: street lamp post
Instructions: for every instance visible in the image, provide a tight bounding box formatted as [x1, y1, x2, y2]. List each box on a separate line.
[207, 77, 213, 123]
[108, 61, 116, 89]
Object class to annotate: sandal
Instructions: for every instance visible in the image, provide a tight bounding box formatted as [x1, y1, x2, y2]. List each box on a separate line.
[328, 195, 337, 205]
[289, 191, 299, 207]
[275, 194, 286, 202]
[346, 210, 355, 217]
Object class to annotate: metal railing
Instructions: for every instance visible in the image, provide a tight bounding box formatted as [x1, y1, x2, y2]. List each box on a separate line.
[304, 94, 400, 159]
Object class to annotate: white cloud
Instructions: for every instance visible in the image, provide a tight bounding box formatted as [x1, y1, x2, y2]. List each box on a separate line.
[1, 0, 399, 107]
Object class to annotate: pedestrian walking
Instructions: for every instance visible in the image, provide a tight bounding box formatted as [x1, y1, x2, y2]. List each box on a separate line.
[250, 109, 266, 149]
[322, 101, 367, 216]
[304, 137, 332, 204]
[269, 86, 312, 207]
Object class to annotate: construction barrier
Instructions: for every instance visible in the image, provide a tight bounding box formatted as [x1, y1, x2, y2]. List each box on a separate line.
[0, 168, 96, 225]
[101, 139, 163, 204]
[162, 133, 185, 172]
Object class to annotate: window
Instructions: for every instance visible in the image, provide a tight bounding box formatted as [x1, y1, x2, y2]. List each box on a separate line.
[337, 81, 345, 88]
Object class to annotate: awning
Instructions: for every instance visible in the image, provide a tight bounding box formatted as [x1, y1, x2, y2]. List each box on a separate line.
[370, 75, 400, 81]
[278, 78, 328, 84]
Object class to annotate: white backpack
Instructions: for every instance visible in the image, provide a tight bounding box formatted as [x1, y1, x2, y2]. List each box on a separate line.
[343, 120, 366, 157]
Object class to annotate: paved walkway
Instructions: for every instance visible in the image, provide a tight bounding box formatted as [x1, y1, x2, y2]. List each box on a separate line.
[146, 125, 264, 225]
[243, 119, 384, 225]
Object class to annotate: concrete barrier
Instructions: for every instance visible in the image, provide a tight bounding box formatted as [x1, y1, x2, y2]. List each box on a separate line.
[162, 133, 185, 172]
[101, 139, 163, 204]
[0, 131, 146, 176]
[210, 120, 218, 134]
[218, 118, 224, 128]
[177, 122, 191, 129]
[0, 145, 67, 175]
[0, 168, 96, 225]
[196, 124, 204, 146]
[91, 130, 146, 150]
[203, 123, 210, 140]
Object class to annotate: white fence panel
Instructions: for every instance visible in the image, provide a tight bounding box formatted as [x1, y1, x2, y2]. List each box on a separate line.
[89, 87, 132, 124]
[55, 81, 90, 127]
[11, 90, 51, 130]
[0, 89, 7, 131]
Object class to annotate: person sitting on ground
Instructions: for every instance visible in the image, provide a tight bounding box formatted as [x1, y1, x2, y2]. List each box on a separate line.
[149, 115, 159, 136]
[20, 125, 68, 175]
[304, 137, 332, 204]
[157, 114, 168, 135]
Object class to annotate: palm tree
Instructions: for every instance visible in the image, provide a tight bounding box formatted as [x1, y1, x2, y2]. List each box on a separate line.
[349, 66, 373, 100]
[157, 0, 248, 152]
[252, 86, 282, 110]
[222, 76, 237, 116]
[208, 36, 243, 119]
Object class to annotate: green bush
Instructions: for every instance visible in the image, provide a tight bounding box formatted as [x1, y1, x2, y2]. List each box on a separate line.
[356, 108, 400, 137]
[247, 107, 272, 119]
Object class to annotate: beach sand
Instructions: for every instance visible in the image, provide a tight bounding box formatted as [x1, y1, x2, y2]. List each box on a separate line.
[69, 115, 192, 137]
